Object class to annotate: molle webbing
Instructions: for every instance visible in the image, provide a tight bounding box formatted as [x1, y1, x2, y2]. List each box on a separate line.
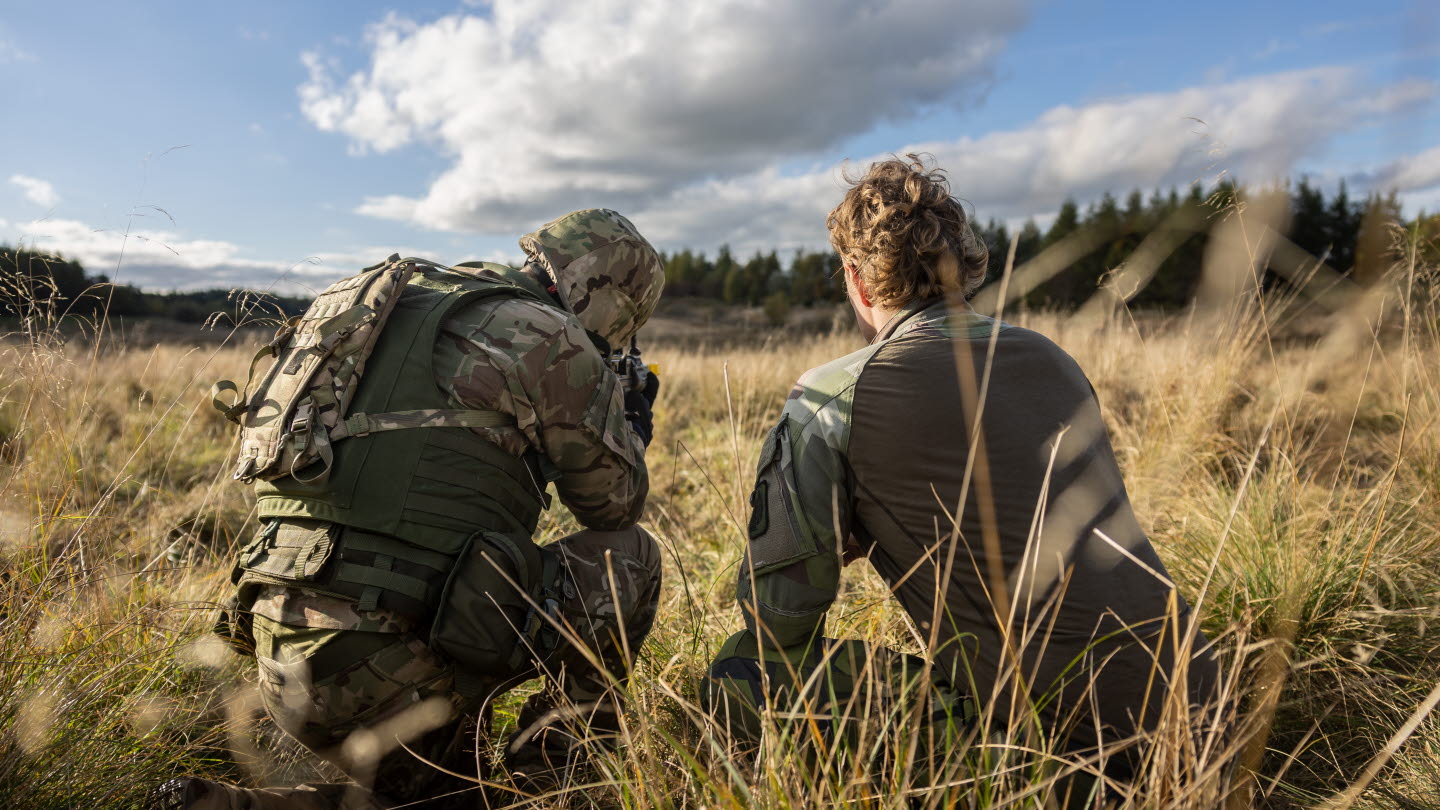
[329, 527, 449, 614]
[235, 522, 462, 619]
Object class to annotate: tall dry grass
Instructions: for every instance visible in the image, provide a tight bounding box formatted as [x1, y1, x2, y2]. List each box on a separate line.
[0, 222, 1437, 808]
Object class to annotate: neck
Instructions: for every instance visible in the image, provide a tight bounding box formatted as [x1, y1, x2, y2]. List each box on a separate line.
[858, 304, 896, 342]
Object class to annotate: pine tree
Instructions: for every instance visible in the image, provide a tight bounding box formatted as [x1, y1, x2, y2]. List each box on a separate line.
[1044, 199, 1080, 247]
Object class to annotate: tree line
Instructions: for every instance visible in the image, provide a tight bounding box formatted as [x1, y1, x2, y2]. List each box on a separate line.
[0, 248, 309, 325]
[5, 178, 1436, 330]
[659, 178, 1431, 316]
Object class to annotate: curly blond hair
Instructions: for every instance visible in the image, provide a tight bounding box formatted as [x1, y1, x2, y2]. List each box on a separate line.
[826, 154, 988, 308]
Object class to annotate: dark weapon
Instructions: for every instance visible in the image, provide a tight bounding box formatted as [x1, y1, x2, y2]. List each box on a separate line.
[607, 337, 655, 394]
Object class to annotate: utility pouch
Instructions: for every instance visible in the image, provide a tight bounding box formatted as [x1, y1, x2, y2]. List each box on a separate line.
[237, 519, 339, 585]
[745, 416, 815, 572]
[430, 531, 562, 698]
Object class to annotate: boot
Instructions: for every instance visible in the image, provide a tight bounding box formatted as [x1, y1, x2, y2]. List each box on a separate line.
[502, 694, 624, 792]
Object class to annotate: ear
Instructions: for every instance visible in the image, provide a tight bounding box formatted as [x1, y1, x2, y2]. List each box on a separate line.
[846, 264, 874, 308]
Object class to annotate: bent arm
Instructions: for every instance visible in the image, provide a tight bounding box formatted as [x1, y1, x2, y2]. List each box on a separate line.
[736, 401, 851, 650]
[437, 299, 648, 530]
[527, 345, 649, 529]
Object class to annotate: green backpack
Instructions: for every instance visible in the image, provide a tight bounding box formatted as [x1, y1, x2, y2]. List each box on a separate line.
[211, 254, 510, 484]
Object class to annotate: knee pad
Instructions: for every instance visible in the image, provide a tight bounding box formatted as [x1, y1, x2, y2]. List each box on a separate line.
[626, 524, 661, 578]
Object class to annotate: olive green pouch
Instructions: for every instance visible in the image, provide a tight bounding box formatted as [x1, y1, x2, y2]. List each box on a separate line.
[429, 531, 560, 698]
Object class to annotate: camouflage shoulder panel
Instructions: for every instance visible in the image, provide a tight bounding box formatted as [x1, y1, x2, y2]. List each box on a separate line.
[435, 295, 597, 452]
[782, 341, 887, 456]
[450, 297, 576, 362]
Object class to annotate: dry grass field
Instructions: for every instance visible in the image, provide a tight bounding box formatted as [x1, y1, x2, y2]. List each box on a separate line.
[1, 230, 1438, 808]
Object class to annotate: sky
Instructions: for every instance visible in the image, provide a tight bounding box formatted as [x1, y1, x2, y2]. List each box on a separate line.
[1, 1, 1437, 294]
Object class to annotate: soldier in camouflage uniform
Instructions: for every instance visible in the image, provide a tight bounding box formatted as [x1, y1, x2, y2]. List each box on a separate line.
[704, 158, 1217, 804]
[157, 209, 665, 810]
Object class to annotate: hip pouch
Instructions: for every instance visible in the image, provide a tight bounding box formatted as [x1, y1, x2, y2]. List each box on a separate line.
[430, 531, 563, 699]
[221, 520, 450, 644]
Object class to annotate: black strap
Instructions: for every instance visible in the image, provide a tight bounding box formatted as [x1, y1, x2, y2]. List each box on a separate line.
[334, 560, 431, 605]
[339, 529, 452, 574]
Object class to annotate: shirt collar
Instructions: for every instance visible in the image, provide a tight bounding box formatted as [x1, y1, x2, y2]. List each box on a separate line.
[871, 296, 947, 344]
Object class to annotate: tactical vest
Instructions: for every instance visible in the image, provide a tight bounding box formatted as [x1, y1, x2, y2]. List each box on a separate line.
[234, 265, 554, 622]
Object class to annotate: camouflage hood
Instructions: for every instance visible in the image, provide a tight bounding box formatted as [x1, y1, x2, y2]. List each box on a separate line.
[520, 209, 664, 348]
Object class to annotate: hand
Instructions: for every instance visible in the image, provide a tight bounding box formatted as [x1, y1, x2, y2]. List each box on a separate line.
[623, 386, 654, 447]
[639, 366, 660, 406]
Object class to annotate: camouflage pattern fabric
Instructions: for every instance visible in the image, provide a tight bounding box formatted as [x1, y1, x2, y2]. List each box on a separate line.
[250, 588, 473, 808]
[326, 408, 511, 440]
[193, 228, 663, 808]
[434, 262, 646, 529]
[230, 526, 660, 809]
[519, 209, 665, 349]
[503, 525, 662, 784]
[222, 258, 416, 484]
[517, 525, 662, 725]
[704, 630, 975, 769]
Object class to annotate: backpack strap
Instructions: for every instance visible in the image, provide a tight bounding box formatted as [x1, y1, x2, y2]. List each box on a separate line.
[210, 325, 298, 425]
[327, 408, 513, 441]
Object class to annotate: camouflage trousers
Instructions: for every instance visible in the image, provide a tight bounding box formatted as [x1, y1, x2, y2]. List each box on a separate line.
[233, 525, 661, 810]
[703, 630, 976, 776]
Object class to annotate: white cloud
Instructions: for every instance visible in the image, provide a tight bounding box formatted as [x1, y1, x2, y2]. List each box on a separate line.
[299, 0, 1029, 232]
[1371, 144, 1440, 194]
[631, 68, 1437, 254]
[8, 217, 441, 294]
[303, 0, 1434, 257]
[636, 67, 1434, 252]
[911, 68, 1433, 219]
[10, 175, 59, 208]
[0, 37, 34, 64]
[14, 217, 292, 288]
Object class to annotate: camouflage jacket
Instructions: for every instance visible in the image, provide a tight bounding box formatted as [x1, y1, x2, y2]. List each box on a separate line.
[434, 262, 648, 530]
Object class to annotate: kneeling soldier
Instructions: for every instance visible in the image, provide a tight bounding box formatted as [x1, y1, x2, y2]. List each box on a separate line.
[157, 209, 665, 809]
[705, 159, 1218, 804]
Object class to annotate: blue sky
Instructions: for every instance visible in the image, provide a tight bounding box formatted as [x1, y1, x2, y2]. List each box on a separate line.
[2, 1, 1436, 293]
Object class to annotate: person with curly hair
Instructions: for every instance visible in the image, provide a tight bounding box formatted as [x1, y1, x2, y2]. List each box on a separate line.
[705, 155, 1217, 803]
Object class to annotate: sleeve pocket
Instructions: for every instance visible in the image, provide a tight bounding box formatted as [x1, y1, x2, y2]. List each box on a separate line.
[580, 375, 637, 466]
[744, 417, 815, 571]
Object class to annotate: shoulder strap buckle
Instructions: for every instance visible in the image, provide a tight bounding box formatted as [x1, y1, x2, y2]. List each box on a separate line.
[290, 402, 314, 434]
